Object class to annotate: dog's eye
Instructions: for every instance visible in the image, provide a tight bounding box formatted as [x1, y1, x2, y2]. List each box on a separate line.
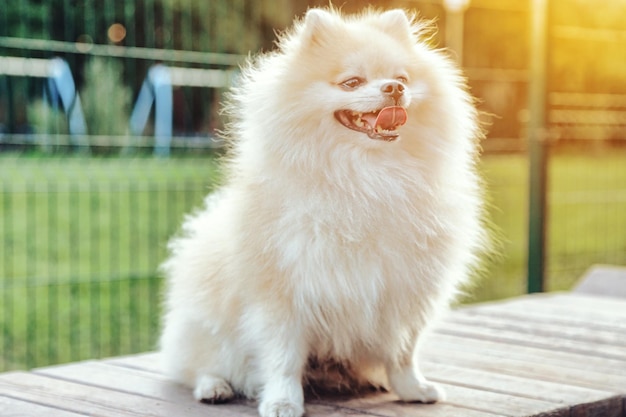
[340, 77, 365, 90]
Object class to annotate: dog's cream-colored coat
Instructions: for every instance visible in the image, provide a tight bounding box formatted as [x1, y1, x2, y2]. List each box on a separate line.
[160, 8, 485, 417]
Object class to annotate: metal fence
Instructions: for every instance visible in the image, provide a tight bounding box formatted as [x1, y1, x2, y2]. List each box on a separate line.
[1, 0, 626, 372]
[2, 0, 246, 370]
[1, 157, 217, 370]
[479, 149, 626, 301]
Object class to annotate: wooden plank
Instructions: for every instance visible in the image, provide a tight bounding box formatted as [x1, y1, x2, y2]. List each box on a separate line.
[574, 265, 626, 298]
[458, 302, 626, 335]
[34, 361, 214, 405]
[416, 381, 563, 416]
[446, 310, 626, 349]
[0, 370, 374, 417]
[103, 356, 561, 417]
[109, 353, 621, 417]
[459, 293, 626, 326]
[429, 333, 626, 377]
[106, 296, 626, 416]
[103, 354, 551, 416]
[105, 353, 161, 374]
[104, 354, 565, 416]
[0, 371, 256, 417]
[104, 329, 626, 416]
[421, 361, 612, 406]
[479, 293, 626, 324]
[0, 395, 87, 417]
[422, 341, 626, 393]
[436, 316, 626, 362]
[311, 391, 501, 417]
[36, 360, 498, 417]
[35, 361, 258, 416]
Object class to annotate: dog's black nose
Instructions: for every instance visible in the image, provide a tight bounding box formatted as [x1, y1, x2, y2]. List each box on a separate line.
[381, 81, 405, 102]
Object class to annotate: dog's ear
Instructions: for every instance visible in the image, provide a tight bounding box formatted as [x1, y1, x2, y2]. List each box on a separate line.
[377, 9, 412, 38]
[301, 8, 335, 46]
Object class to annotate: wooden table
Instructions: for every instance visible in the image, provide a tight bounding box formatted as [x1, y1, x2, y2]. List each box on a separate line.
[1, 292, 625, 417]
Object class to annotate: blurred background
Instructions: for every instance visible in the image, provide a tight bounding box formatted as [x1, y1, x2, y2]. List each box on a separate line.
[1, 0, 625, 372]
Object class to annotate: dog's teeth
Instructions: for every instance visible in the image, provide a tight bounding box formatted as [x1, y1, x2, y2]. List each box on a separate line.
[355, 118, 364, 127]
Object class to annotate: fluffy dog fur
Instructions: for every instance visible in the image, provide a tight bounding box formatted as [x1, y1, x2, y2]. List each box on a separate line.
[160, 7, 485, 417]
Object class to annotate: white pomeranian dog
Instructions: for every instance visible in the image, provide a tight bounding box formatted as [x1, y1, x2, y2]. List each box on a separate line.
[160, 7, 485, 417]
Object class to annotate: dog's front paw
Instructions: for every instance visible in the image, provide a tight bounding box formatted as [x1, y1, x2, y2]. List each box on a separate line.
[193, 375, 234, 403]
[397, 379, 445, 403]
[259, 400, 304, 417]
[388, 367, 446, 404]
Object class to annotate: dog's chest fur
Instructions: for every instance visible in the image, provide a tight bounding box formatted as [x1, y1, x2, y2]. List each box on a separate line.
[243, 155, 450, 359]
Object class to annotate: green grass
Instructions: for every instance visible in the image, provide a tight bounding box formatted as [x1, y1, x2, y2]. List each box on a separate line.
[1, 150, 626, 371]
[1, 154, 222, 370]
[545, 152, 626, 290]
[1, 155, 222, 285]
[474, 150, 626, 301]
[1, 277, 159, 370]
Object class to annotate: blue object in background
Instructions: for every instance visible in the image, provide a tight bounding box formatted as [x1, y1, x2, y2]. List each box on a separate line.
[47, 58, 89, 150]
[0, 56, 88, 149]
[129, 64, 173, 157]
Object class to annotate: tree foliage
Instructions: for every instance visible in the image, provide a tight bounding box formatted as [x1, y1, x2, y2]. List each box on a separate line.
[80, 57, 131, 136]
[1, 0, 295, 54]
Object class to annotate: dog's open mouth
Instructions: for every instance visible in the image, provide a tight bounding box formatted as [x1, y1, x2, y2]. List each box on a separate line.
[334, 106, 408, 142]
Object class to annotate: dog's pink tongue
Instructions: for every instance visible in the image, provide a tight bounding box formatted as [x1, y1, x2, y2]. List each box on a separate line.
[375, 106, 407, 130]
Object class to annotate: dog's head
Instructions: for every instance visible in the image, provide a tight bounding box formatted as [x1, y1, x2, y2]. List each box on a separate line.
[231, 8, 477, 159]
[275, 8, 432, 145]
